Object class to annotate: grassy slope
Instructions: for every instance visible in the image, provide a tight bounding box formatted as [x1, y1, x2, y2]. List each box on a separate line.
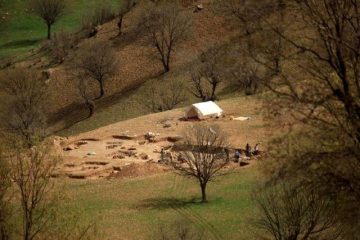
[57, 72, 242, 137]
[0, 0, 118, 57]
[59, 167, 260, 240]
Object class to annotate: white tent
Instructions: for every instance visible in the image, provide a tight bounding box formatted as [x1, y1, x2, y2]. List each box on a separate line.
[185, 101, 224, 120]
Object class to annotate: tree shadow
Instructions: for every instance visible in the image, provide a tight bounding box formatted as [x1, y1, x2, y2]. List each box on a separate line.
[135, 197, 202, 210]
[0, 38, 41, 49]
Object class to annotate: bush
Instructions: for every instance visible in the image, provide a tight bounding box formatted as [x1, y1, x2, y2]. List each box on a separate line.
[81, 2, 116, 38]
[42, 29, 79, 63]
[142, 79, 186, 113]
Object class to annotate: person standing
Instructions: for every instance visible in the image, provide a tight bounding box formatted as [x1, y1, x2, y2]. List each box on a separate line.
[245, 143, 251, 157]
[235, 149, 240, 162]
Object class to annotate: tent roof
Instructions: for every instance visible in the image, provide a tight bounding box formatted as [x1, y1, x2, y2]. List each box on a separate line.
[187, 101, 223, 118]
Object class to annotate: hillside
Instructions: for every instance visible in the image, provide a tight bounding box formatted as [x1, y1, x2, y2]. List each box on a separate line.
[1, 0, 235, 134]
[0, 0, 119, 57]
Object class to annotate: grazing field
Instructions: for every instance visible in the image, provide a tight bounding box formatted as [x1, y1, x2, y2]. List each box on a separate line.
[0, 0, 119, 57]
[59, 167, 260, 240]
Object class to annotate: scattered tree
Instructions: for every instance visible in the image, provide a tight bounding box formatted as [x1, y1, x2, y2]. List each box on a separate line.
[117, 0, 137, 36]
[9, 142, 59, 240]
[74, 40, 118, 99]
[253, 183, 341, 240]
[157, 218, 203, 240]
[143, 78, 186, 112]
[232, 61, 262, 95]
[143, 2, 192, 72]
[42, 29, 79, 63]
[0, 148, 12, 240]
[77, 76, 95, 118]
[215, 0, 360, 237]
[0, 68, 48, 147]
[190, 45, 225, 101]
[172, 124, 229, 202]
[31, 0, 66, 40]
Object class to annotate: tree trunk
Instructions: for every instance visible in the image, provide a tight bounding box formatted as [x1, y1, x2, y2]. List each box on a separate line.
[97, 80, 105, 99]
[24, 220, 31, 240]
[85, 100, 95, 118]
[162, 60, 170, 73]
[47, 24, 51, 40]
[118, 17, 123, 36]
[200, 183, 207, 203]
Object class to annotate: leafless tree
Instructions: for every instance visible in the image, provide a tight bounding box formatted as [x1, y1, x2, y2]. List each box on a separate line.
[214, 0, 360, 237]
[76, 76, 95, 118]
[143, 78, 186, 112]
[117, 0, 137, 36]
[9, 142, 59, 240]
[74, 40, 118, 99]
[157, 218, 203, 240]
[0, 68, 48, 148]
[172, 124, 229, 202]
[142, 2, 192, 72]
[31, 0, 66, 39]
[190, 45, 225, 101]
[253, 183, 341, 240]
[232, 61, 263, 95]
[0, 148, 11, 240]
[42, 29, 79, 63]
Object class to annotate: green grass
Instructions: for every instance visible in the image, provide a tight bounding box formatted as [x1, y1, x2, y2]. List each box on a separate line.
[55, 167, 260, 240]
[0, 0, 119, 57]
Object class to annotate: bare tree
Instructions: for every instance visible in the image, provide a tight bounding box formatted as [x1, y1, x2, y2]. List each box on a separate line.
[117, 0, 137, 36]
[31, 0, 66, 40]
[253, 183, 341, 240]
[190, 46, 225, 101]
[74, 40, 118, 99]
[172, 124, 229, 202]
[0, 148, 11, 240]
[143, 2, 192, 72]
[232, 61, 263, 95]
[157, 218, 203, 240]
[9, 142, 59, 240]
[216, 0, 360, 237]
[42, 29, 79, 64]
[76, 76, 95, 118]
[0, 68, 48, 148]
[143, 78, 186, 112]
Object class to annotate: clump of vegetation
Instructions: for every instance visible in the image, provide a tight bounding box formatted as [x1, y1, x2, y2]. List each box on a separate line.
[81, 1, 116, 38]
[42, 29, 79, 63]
[142, 78, 186, 113]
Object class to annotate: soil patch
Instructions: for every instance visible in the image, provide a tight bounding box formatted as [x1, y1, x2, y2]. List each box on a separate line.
[108, 162, 168, 179]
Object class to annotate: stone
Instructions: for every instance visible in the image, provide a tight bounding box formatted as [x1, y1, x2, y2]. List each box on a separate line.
[138, 140, 146, 145]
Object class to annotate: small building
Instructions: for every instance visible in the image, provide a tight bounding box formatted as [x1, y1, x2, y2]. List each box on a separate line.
[185, 101, 224, 120]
